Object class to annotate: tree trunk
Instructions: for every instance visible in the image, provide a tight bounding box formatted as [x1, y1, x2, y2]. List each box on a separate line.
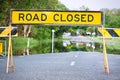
[23, 25, 31, 55]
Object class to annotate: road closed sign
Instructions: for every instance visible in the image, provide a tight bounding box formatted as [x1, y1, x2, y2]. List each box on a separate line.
[11, 10, 103, 25]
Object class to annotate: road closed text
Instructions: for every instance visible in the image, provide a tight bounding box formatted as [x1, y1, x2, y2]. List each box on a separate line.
[53, 14, 94, 22]
[11, 10, 103, 25]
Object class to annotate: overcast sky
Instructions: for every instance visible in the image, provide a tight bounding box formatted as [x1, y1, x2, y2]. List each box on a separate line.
[59, 0, 120, 10]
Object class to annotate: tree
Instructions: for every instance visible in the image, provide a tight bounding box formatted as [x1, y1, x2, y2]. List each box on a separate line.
[101, 8, 120, 28]
[79, 5, 89, 11]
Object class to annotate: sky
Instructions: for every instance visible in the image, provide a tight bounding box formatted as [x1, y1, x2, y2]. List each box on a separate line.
[59, 0, 120, 10]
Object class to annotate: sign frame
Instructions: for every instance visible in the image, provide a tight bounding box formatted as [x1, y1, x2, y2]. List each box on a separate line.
[9, 9, 110, 74]
[10, 9, 103, 26]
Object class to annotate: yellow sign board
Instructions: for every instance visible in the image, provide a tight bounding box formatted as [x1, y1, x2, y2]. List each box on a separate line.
[0, 43, 3, 53]
[11, 10, 103, 25]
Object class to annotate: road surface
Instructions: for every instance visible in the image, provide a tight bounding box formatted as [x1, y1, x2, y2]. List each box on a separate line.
[0, 52, 120, 80]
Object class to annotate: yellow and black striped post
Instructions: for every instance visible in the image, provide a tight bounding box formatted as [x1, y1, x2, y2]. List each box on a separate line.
[98, 27, 120, 74]
[0, 27, 18, 37]
[98, 28, 120, 38]
[6, 24, 14, 74]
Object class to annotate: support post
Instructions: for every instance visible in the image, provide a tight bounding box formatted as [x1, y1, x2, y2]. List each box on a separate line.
[102, 26, 109, 74]
[52, 29, 55, 53]
[6, 24, 14, 74]
[27, 38, 30, 55]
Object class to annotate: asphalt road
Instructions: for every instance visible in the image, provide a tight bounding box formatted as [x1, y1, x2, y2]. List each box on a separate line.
[0, 52, 120, 80]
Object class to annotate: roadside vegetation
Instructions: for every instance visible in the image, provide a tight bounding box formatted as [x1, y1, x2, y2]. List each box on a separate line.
[92, 37, 120, 54]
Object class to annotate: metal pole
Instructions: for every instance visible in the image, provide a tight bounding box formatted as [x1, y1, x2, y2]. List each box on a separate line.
[52, 30, 55, 53]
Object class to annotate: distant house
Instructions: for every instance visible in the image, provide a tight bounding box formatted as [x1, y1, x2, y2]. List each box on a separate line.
[86, 32, 95, 36]
[86, 32, 91, 36]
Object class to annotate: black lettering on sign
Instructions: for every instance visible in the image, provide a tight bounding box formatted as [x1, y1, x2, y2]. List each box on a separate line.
[19, 13, 24, 21]
[33, 14, 39, 21]
[53, 14, 59, 21]
[60, 14, 66, 22]
[26, 13, 32, 21]
[88, 14, 94, 22]
[67, 14, 73, 22]
[81, 14, 86, 22]
[74, 14, 80, 22]
[41, 14, 47, 21]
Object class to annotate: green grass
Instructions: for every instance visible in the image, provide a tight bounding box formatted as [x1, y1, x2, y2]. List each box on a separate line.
[92, 37, 120, 54]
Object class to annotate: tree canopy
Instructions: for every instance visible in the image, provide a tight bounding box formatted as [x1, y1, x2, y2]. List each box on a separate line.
[0, 0, 68, 26]
[101, 8, 120, 28]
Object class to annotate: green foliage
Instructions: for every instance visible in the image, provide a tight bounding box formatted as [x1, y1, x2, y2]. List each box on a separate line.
[102, 8, 120, 28]
[55, 1, 68, 10]
[55, 39, 68, 52]
[12, 37, 38, 50]
[107, 16, 120, 28]
[12, 37, 39, 55]
[12, 37, 27, 50]
[92, 37, 120, 54]
[86, 27, 95, 33]
[0, 0, 68, 26]
[66, 42, 89, 52]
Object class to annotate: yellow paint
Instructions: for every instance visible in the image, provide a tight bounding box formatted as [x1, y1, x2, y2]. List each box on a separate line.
[0, 27, 18, 37]
[98, 28, 112, 38]
[0, 27, 12, 36]
[114, 29, 120, 37]
[11, 10, 102, 25]
[0, 43, 3, 53]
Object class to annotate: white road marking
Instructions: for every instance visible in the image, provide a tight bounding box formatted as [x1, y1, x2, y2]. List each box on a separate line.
[70, 61, 75, 66]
